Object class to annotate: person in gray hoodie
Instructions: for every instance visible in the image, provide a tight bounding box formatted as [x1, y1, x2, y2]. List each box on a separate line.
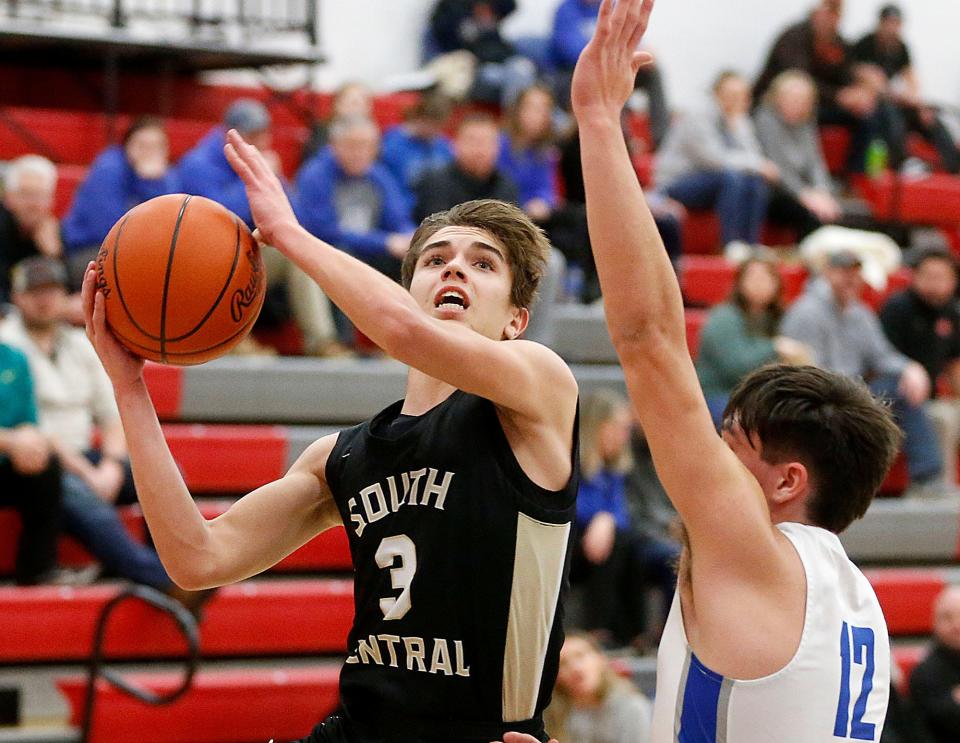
[781, 250, 944, 495]
[656, 71, 779, 249]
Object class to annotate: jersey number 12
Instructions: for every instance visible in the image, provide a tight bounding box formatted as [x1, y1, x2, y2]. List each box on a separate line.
[833, 621, 876, 741]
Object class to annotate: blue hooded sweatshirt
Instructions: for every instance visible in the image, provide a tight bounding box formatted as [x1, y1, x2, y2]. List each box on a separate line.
[62, 146, 181, 253]
[175, 128, 255, 226]
[550, 0, 600, 70]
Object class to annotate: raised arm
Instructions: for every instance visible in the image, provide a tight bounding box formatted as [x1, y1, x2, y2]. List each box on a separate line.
[224, 130, 577, 424]
[81, 266, 342, 589]
[572, 0, 779, 570]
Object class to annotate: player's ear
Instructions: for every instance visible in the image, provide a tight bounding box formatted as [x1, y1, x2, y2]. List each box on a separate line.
[504, 306, 529, 340]
[770, 461, 809, 506]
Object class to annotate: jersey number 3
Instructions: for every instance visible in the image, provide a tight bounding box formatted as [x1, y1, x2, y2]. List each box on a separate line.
[834, 621, 876, 741]
[375, 535, 417, 620]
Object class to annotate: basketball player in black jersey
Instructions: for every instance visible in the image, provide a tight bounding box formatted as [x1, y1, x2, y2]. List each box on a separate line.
[80, 126, 579, 738]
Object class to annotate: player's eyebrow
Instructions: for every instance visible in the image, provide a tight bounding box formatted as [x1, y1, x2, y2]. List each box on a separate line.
[422, 239, 505, 262]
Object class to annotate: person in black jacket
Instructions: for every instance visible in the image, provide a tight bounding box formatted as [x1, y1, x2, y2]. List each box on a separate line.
[414, 113, 519, 222]
[910, 586, 960, 742]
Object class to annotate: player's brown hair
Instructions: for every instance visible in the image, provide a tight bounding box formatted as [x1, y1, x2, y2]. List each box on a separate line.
[402, 199, 550, 310]
[724, 365, 902, 533]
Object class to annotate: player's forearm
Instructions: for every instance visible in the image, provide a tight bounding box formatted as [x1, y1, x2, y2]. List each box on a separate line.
[271, 222, 423, 353]
[111, 379, 217, 588]
[578, 118, 685, 349]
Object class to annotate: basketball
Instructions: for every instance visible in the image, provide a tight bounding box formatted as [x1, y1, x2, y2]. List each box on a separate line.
[94, 193, 266, 366]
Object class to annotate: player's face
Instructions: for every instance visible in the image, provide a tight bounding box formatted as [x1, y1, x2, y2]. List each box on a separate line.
[557, 636, 605, 701]
[408, 225, 526, 341]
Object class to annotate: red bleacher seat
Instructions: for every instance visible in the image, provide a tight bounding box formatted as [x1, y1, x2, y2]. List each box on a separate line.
[865, 568, 945, 635]
[681, 255, 807, 307]
[143, 362, 184, 420]
[0, 578, 352, 662]
[820, 126, 852, 176]
[163, 424, 288, 492]
[57, 666, 339, 743]
[854, 173, 960, 227]
[684, 309, 707, 358]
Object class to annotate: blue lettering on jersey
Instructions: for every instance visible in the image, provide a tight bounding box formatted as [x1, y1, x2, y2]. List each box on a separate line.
[834, 621, 877, 741]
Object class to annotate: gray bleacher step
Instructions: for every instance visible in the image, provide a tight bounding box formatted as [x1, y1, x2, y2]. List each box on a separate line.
[179, 356, 626, 424]
[0, 726, 76, 743]
[554, 303, 617, 364]
[842, 498, 960, 562]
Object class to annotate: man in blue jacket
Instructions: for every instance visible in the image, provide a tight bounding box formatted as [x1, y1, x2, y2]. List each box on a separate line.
[296, 115, 415, 281]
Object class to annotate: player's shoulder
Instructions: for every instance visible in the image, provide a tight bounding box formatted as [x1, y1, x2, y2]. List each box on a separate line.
[512, 339, 578, 390]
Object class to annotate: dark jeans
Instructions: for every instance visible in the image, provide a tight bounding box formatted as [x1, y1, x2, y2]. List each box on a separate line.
[869, 375, 943, 484]
[61, 473, 171, 590]
[766, 186, 825, 240]
[665, 169, 769, 245]
[0, 456, 62, 584]
[897, 105, 960, 174]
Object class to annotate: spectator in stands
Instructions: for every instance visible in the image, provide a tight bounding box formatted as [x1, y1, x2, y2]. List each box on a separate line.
[656, 71, 778, 251]
[427, 0, 535, 106]
[781, 249, 944, 496]
[0, 155, 61, 306]
[910, 585, 960, 742]
[543, 632, 653, 742]
[415, 113, 518, 223]
[179, 100, 340, 357]
[0, 257, 211, 608]
[559, 122, 684, 300]
[380, 92, 455, 212]
[696, 252, 812, 427]
[549, 0, 669, 147]
[573, 390, 679, 650]
[753, 0, 896, 173]
[881, 246, 960, 489]
[883, 662, 935, 743]
[297, 115, 415, 282]
[0, 336, 62, 585]
[62, 117, 179, 286]
[852, 5, 960, 174]
[302, 82, 374, 165]
[414, 113, 563, 344]
[755, 70, 844, 239]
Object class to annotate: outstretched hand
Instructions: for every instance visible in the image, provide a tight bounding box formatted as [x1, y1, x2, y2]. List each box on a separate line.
[81, 262, 144, 390]
[571, 0, 655, 123]
[223, 129, 299, 249]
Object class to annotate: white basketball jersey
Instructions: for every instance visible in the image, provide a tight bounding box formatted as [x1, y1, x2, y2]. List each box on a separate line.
[651, 522, 890, 743]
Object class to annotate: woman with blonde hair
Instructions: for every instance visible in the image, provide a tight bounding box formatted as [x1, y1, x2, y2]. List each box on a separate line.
[574, 390, 679, 649]
[544, 632, 652, 743]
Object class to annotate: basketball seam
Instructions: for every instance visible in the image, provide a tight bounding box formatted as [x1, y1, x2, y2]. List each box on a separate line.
[117, 306, 261, 363]
[163, 215, 243, 343]
[159, 195, 193, 364]
[112, 212, 162, 341]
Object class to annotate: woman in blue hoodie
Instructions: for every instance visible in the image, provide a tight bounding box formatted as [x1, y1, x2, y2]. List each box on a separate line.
[62, 117, 180, 282]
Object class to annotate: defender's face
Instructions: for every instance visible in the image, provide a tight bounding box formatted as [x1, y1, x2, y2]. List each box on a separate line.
[407, 225, 524, 341]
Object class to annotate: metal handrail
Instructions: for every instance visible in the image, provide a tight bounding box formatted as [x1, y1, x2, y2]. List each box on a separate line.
[80, 584, 201, 743]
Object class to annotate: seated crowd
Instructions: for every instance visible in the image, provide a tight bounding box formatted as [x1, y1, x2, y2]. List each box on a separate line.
[2, 1, 960, 740]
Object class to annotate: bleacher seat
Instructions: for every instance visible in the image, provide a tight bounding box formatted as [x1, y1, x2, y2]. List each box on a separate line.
[57, 667, 339, 743]
[0, 579, 352, 662]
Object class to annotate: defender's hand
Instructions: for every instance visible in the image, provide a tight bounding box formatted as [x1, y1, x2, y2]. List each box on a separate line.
[82, 263, 145, 391]
[224, 129, 300, 250]
[571, 0, 655, 125]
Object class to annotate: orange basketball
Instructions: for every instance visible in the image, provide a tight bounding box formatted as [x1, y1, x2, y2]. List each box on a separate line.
[94, 194, 266, 366]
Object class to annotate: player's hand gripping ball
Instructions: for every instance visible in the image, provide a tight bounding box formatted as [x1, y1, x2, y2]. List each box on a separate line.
[94, 194, 266, 365]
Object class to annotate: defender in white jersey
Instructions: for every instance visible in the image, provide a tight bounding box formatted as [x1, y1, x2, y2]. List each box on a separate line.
[534, 1, 903, 742]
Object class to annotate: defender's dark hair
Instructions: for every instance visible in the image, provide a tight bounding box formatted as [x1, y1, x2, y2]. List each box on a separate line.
[724, 365, 902, 533]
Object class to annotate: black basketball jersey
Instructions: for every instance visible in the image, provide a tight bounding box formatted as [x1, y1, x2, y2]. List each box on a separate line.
[324, 389, 578, 742]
